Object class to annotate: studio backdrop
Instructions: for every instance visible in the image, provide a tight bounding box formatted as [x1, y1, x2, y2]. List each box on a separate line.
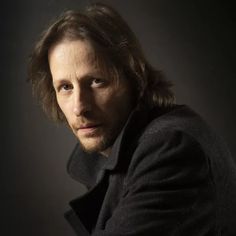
[1, 0, 235, 235]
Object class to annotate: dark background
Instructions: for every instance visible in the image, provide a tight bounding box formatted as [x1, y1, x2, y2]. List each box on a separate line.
[1, 0, 235, 235]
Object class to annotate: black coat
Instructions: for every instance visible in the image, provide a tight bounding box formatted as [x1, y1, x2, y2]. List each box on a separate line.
[65, 105, 236, 235]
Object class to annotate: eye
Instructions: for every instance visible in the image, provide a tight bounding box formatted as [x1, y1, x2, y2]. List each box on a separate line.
[91, 78, 107, 88]
[57, 83, 73, 92]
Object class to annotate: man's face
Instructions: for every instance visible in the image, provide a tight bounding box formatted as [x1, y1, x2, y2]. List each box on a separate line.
[49, 40, 133, 156]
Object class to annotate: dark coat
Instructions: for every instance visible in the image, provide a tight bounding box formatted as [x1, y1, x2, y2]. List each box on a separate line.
[65, 105, 236, 235]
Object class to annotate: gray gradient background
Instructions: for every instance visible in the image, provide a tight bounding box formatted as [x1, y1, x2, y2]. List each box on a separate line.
[1, 0, 235, 235]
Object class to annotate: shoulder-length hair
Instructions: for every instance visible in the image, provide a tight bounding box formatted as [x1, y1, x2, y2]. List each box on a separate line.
[28, 2, 175, 122]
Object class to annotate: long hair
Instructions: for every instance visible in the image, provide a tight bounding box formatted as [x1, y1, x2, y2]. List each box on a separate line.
[28, 2, 175, 122]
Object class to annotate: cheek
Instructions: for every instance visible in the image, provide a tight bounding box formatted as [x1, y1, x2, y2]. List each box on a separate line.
[57, 98, 72, 121]
[96, 88, 132, 116]
[93, 89, 113, 109]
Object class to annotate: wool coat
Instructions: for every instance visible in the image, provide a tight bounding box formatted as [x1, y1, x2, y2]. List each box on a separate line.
[64, 105, 236, 235]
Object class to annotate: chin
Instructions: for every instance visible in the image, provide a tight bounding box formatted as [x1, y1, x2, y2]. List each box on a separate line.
[76, 126, 121, 154]
[79, 136, 110, 154]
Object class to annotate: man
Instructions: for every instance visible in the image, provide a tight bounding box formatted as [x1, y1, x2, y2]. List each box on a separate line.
[28, 3, 236, 236]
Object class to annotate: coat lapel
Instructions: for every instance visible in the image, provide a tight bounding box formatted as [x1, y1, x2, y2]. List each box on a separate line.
[65, 106, 168, 234]
[68, 169, 109, 233]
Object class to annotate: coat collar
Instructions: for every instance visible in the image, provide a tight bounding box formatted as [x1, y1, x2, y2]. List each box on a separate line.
[66, 107, 149, 188]
[67, 105, 177, 189]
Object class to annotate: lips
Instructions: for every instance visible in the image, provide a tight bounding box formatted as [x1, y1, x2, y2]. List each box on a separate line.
[74, 123, 102, 136]
[79, 123, 101, 129]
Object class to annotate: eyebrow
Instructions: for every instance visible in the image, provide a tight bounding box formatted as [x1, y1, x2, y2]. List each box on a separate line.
[52, 72, 105, 85]
[52, 79, 68, 86]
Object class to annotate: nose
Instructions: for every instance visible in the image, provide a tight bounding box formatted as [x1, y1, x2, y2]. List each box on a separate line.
[73, 86, 91, 116]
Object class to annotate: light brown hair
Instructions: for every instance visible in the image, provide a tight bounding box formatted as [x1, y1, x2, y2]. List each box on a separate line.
[28, 2, 175, 122]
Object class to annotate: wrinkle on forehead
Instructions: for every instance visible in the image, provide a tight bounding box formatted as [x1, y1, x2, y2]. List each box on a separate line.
[48, 39, 96, 68]
[48, 39, 121, 87]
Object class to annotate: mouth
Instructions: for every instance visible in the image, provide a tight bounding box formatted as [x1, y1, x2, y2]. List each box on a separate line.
[77, 123, 102, 135]
[79, 123, 101, 129]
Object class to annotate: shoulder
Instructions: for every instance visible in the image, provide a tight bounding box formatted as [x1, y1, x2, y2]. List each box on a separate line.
[141, 104, 209, 138]
[124, 111, 210, 189]
[123, 104, 235, 194]
[136, 104, 209, 154]
[135, 104, 219, 160]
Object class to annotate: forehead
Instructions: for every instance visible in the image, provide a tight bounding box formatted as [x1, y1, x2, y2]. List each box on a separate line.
[48, 39, 96, 65]
[48, 39, 121, 83]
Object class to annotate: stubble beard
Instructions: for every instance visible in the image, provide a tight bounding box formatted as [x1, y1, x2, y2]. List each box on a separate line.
[78, 128, 117, 154]
[71, 109, 131, 155]
[77, 115, 128, 155]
